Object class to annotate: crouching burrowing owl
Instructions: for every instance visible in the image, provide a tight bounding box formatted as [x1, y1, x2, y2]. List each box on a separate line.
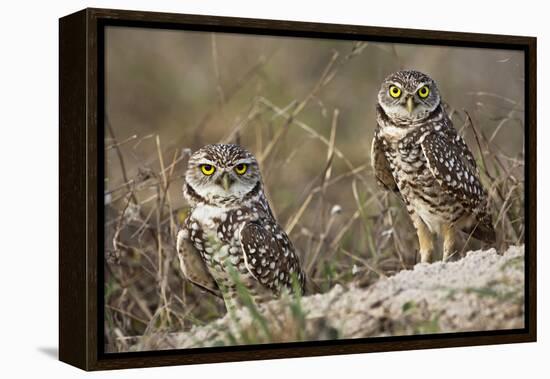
[177, 144, 306, 311]
[371, 70, 495, 263]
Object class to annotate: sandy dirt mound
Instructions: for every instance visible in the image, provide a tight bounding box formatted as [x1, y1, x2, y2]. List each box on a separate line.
[133, 246, 524, 351]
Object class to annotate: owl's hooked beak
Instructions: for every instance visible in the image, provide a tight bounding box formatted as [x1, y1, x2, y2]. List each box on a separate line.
[406, 96, 415, 114]
[220, 172, 231, 191]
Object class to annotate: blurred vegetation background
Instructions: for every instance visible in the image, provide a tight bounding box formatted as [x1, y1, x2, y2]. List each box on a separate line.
[103, 26, 525, 352]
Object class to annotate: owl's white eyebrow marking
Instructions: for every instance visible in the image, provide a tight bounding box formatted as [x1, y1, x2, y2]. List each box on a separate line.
[197, 159, 216, 165]
[233, 159, 254, 165]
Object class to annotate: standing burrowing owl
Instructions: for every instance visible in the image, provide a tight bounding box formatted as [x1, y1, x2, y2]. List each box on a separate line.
[371, 70, 495, 263]
[177, 144, 306, 311]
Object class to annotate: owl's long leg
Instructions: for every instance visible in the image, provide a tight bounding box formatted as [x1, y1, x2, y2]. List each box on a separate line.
[411, 214, 434, 263]
[442, 223, 457, 262]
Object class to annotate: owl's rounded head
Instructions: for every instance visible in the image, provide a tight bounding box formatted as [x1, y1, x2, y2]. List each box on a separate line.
[184, 144, 262, 206]
[378, 70, 441, 121]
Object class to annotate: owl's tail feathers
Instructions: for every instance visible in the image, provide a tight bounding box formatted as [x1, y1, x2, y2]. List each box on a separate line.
[464, 219, 496, 244]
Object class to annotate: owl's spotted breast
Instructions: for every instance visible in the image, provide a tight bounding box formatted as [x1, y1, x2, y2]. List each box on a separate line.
[186, 204, 259, 271]
[378, 123, 465, 234]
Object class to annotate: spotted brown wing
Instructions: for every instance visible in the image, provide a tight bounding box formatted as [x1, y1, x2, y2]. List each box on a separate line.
[420, 122, 495, 242]
[239, 220, 305, 294]
[371, 128, 399, 192]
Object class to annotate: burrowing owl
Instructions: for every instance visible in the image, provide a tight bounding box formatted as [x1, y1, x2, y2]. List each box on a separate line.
[177, 144, 306, 311]
[371, 70, 495, 263]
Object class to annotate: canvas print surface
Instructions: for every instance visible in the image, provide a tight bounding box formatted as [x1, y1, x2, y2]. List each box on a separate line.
[103, 26, 525, 353]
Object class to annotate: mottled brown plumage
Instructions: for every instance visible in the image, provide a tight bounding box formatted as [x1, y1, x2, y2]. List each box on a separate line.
[371, 70, 495, 262]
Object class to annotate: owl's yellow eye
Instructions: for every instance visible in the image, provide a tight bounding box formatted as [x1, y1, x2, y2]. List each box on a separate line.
[200, 164, 215, 176]
[389, 85, 402, 98]
[234, 163, 248, 175]
[418, 85, 430, 98]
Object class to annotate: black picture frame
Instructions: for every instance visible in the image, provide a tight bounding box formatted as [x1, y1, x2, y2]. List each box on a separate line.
[59, 7, 537, 371]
